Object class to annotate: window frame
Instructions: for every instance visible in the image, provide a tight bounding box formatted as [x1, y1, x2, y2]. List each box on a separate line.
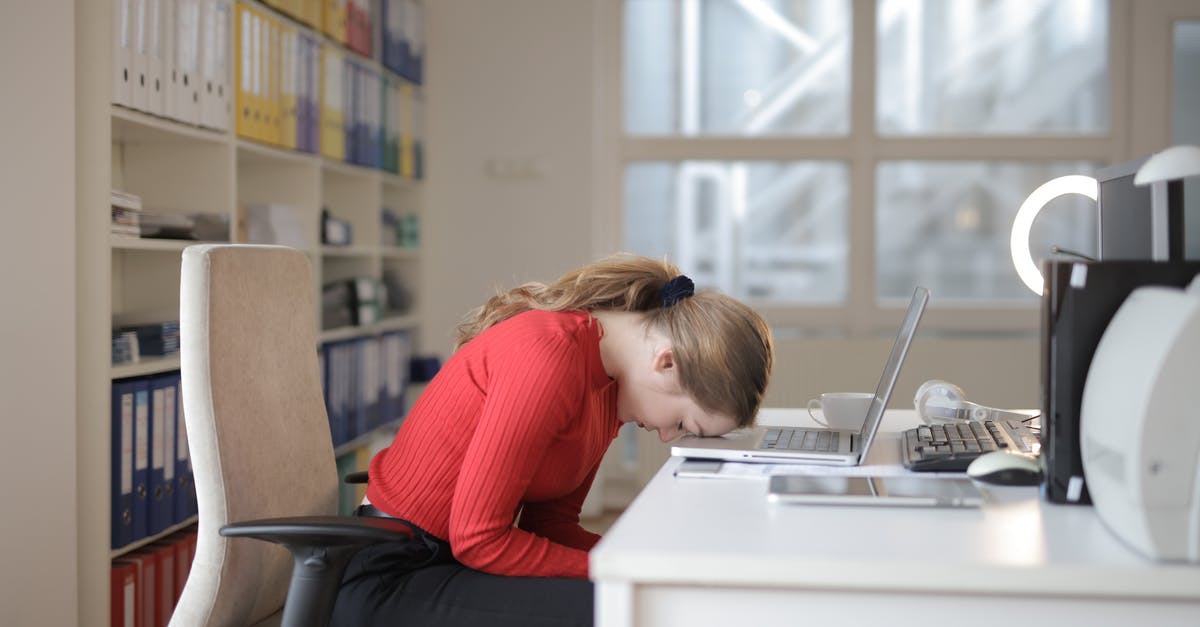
[596, 0, 1149, 336]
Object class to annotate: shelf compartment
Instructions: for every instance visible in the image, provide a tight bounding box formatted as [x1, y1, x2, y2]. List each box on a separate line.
[236, 138, 321, 167]
[322, 157, 383, 182]
[334, 417, 405, 458]
[319, 314, 418, 343]
[379, 246, 420, 260]
[110, 516, 198, 559]
[111, 354, 182, 380]
[380, 170, 418, 190]
[112, 105, 229, 146]
[321, 245, 377, 258]
[110, 236, 230, 252]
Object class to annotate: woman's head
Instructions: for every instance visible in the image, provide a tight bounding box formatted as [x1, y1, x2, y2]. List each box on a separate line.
[456, 253, 774, 428]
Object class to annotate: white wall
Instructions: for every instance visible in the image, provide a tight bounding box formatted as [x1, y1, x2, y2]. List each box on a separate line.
[0, 1, 80, 624]
[422, 0, 602, 355]
[421, 0, 1039, 407]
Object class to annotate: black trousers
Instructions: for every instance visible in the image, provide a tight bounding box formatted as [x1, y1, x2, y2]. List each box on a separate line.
[330, 508, 593, 627]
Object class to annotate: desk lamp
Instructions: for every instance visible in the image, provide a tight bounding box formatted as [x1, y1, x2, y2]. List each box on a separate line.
[1010, 144, 1200, 294]
[1133, 144, 1200, 260]
[1009, 175, 1098, 294]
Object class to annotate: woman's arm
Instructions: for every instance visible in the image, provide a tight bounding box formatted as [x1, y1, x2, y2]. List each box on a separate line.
[518, 464, 603, 552]
[448, 329, 592, 578]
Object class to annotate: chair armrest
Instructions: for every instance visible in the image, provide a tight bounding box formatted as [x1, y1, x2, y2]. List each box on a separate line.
[220, 516, 415, 627]
[342, 471, 369, 484]
[220, 515, 412, 546]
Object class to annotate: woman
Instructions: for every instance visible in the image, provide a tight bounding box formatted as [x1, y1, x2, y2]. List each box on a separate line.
[332, 253, 774, 627]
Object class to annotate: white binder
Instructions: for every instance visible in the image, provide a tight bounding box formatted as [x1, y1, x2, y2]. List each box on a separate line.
[199, 0, 230, 130]
[145, 0, 165, 115]
[162, 0, 176, 119]
[112, 0, 134, 106]
[174, 0, 201, 125]
[131, 0, 150, 111]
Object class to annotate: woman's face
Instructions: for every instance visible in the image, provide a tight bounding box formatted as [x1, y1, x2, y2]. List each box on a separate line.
[616, 347, 738, 442]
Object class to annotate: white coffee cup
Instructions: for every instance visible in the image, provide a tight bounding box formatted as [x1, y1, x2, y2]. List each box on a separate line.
[807, 392, 874, 430]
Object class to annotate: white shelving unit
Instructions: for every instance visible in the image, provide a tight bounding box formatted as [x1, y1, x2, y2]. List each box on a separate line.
[79, 0, 428, 615]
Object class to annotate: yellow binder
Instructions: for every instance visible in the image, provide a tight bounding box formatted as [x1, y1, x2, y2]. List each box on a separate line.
[266, 13, 281, 146]
[234, 2, 255, 140]
[320, 44, 345, 161]
[323, 0, 347, 44]
[279, 24, 297, 150]
[249, 3, 267, 142]
[399, 81, 414, 179]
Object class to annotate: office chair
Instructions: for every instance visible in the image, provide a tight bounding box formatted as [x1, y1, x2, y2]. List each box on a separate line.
[171, 244, 414, 627]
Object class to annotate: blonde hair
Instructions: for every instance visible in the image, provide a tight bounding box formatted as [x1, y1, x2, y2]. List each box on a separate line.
[455, 254, 774, 427]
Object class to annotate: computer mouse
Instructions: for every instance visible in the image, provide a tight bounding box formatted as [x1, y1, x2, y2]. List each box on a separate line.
[966, 451, 1043, 486]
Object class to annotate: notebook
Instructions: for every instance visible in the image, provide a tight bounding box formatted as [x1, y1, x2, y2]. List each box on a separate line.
[670, 286, 929, 466]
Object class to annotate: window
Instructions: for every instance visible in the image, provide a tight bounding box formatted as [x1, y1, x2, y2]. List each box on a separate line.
[625, 0, 851, 135]
[626, 160, 849, 303]
[876, 0, 1108, 135]
[616, 0, 1116, 332]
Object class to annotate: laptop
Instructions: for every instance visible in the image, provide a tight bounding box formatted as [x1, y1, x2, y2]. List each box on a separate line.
[671, 286, 929, 466]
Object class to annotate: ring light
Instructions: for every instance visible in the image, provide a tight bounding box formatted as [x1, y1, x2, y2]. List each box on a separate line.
[1010, 175, 1098, 294]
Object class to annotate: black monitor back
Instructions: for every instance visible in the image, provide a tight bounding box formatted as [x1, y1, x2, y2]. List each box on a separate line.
[1040, 260, 1200, 504]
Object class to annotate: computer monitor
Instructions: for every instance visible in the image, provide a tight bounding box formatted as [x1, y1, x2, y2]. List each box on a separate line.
[1096, 156, 1185, 261]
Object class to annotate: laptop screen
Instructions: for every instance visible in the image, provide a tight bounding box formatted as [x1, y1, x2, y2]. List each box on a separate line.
[856, 287, 930, 456]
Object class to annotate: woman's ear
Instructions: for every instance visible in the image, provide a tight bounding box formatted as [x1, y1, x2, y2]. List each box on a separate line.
[652, 346, 675, 373]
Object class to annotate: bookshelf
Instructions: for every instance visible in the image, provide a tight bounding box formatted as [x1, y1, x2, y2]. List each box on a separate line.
[79, 0, 427, 621]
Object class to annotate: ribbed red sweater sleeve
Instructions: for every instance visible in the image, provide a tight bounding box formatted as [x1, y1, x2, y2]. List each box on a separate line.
[366, 310, 619, 579]
[518, 464, 604, 552]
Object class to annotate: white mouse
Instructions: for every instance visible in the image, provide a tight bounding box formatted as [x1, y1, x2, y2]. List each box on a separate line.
[966, 451, 1043, 486]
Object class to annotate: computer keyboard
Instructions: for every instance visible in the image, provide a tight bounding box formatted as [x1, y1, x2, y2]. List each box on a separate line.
[901, 419, 1039, 472]
[759, 427, 841, 452]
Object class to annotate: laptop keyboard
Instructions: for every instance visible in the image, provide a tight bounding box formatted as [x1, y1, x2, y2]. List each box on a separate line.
[759, 428, 842, 452]
[902, 419, 1039, 471]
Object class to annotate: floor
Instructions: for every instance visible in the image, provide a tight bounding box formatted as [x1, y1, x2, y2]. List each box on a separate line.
[580, 509, 623, 535]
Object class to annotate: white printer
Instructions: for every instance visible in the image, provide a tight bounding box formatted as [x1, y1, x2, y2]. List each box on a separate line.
[1080, 276, 1200, 562]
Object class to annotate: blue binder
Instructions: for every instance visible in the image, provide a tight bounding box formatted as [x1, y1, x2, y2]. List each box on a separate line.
[324, 341, 348, 446]
[355, 337, 374, 437]
[131, 379, 151, 541]
[365, 68, 379, 168]
[173, 372, 194, 522]
[344, 60, 357, 165]
[150, 372, 177, 528]
[394, 330, 412, 420]
[344, 340, 356, 443]
[148, 374, 176, 535]
[111, 380, 137, 549]
[377, 333, 395, 426]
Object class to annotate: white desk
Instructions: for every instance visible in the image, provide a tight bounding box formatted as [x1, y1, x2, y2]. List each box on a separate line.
[590, 409, 1200, 627]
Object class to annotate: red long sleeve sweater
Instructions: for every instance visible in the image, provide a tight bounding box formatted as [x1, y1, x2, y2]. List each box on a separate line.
[366, 309, 621, 579]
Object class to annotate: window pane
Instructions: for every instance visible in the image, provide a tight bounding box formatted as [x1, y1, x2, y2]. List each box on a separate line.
[625, 161, 848, 303]
[876, 0, 1108, 135]
[625, 0, 851, 136]
[876, 161, 1098, 302]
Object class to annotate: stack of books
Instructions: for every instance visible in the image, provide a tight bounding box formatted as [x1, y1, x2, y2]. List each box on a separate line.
[321, 278, 384, 330]
[111, 189, 142, 237]
[112, 330, 140, 366]
[380, 208, 419, 248]
[116, 321, 181, 359]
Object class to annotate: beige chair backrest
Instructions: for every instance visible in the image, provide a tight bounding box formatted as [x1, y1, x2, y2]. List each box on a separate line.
[172, 244, 338, 627]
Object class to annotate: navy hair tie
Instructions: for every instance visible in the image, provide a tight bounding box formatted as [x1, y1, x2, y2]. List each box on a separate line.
[661, 275, 695, 308]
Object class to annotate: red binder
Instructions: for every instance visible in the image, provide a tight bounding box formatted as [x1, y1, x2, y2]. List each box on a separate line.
[110, 561, 138, 627]
[147, 544, 176, 627]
